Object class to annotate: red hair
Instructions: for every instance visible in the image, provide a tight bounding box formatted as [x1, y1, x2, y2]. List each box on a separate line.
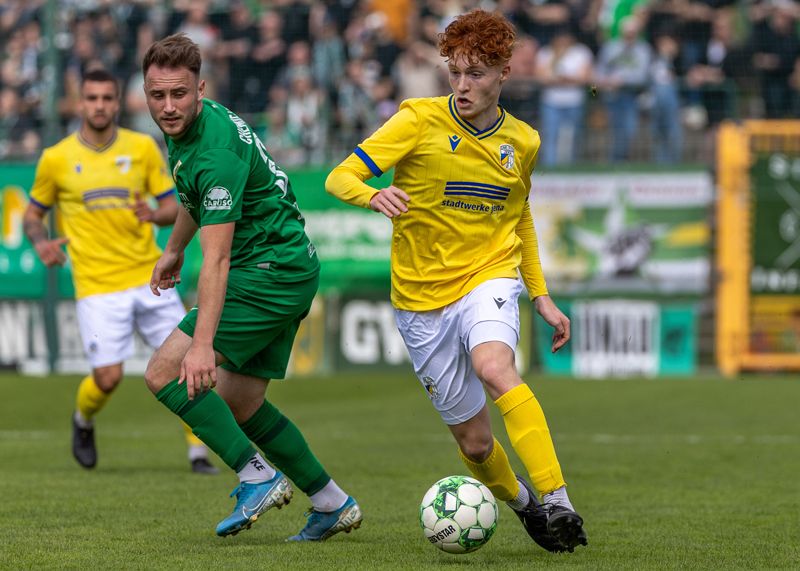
[438, 10, 516, 67]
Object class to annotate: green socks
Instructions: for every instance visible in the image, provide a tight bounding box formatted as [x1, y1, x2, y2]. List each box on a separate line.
[239, 400, 330, 495]
[156, 379, 255, 472]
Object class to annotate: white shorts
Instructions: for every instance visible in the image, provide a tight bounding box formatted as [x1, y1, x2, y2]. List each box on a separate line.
[76, 284, 185, 368]
[395, 278, 523, 425]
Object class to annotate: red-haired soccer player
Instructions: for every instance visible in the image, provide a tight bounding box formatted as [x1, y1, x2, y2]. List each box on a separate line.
[326, 9, 588, 553]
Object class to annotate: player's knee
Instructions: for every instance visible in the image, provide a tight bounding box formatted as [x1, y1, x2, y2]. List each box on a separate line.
[473, 356, 512, 387]
[459, 433, 494, 463]
[93, 368, 123, 393]
[143, 358, 169, 394]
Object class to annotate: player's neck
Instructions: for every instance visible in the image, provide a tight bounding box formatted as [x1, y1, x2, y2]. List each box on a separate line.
[80, 124, 117, 149]
[469, 105, 500, 132]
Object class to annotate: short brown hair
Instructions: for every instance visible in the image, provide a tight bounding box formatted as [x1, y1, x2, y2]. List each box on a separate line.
[438, 10, 516, 67]
[142, 33, 202, 76]
[81, 67, 119, 97]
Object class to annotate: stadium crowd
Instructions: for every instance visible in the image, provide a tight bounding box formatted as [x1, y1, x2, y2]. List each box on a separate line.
[1, 0, 799, 165]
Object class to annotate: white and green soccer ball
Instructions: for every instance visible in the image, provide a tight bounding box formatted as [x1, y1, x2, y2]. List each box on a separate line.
[419, 475, 498, 554]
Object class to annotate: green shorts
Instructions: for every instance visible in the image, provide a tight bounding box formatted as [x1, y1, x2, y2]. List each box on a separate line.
[178, 267, 319, 379]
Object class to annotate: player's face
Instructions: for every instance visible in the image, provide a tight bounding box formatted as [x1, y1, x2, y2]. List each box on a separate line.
[447, 53, 509, 129]
[80, 80, 119, 132]
[143, 65, 205, 138]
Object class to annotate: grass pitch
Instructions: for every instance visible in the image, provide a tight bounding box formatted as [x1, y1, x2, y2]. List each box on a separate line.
[1, 371, 798, 570]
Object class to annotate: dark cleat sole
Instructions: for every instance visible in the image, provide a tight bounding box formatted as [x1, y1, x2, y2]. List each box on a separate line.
[547, 510, 588, 552]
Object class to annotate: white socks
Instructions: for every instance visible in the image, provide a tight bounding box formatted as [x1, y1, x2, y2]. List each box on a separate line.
[309, 479, 349, 512]
[74, 411, 93, 429]
[237, 452, 276, 483]
[543, 486, 574, 511]
[506, 482, 531, 511]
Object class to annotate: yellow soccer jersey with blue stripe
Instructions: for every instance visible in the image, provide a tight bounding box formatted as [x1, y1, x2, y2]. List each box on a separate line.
[29, 128, 174, 299]
[328, 95, 548, 311]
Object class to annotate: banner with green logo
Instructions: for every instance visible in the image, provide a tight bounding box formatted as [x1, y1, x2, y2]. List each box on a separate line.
[532, 172, 712, 296]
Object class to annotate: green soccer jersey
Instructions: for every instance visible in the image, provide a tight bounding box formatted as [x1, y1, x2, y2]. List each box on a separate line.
[165, 99, 318, 281]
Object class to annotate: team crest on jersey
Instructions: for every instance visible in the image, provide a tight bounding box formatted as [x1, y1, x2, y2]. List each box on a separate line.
[499, 144, 515, 169]
[421, 376, 439, 399]
[204, 186, 233, 210]
[449, 134, 462, 152]
[115, 155, 132, 174]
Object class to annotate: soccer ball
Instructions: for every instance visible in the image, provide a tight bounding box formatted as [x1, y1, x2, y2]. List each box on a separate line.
[419, 475, 498, 554]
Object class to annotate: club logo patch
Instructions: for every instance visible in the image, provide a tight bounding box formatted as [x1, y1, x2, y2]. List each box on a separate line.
[115, 155, 131, 174]
[204, 186, 233, 210]
[500, 144, 515, 170]
[422, 376, 439, 399]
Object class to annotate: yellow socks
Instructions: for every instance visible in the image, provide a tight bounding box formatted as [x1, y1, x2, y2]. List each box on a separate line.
[458, 437, 519, 502]
[495, 383, 566, 495]
[75, 375, 110, 421]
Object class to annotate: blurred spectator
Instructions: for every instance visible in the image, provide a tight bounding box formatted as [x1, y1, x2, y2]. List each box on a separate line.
[393, 40, 446, 100]
[218, 1, 259, 113]
[751, 0, 800, 118]
[500, 34, 539, 128]
[367, 0, 417, 45]
[1, 0, 799, 167]
[595, 16, 651, 162]
[250, 10, 288, 109]
[284, 66, 328, 164]
[0, 86, 39, 159]
[173, 0, 219, 97]
[310, 6, 347, 98]
[535, 25, 593, 166]
[335, 58, 377, 155]
[649, 28, 683, 164]
[685, 11, 750, 126]
[123, 73, 163, 144]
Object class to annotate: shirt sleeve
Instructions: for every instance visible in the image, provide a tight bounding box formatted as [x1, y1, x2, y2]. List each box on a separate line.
[194, 149, 248, 226]
[143, 136, 175, 200]
[516, 199, 549, 299]
[326, 103, 420, 209]
[29, 148, 57, 209]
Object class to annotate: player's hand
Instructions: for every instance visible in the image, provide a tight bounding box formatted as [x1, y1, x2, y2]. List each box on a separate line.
[131, 191, 154, 222]
[369, 185, 410, 218]
[150, 251, 184, 295]
[33, 237, 69, 267]
[534, 295, 571, 353]
[179, 342, 217, 400]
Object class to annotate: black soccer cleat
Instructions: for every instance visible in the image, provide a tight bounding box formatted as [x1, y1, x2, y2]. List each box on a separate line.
[545, 504, 588, 553]
[190, 457, 220, 475]
[510, 476, 567, 553]
[72, 413, 97, 469]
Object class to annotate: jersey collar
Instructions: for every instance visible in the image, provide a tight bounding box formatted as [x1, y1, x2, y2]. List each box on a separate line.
[447, 95, 505, 139]
[76, 128, 118, 152]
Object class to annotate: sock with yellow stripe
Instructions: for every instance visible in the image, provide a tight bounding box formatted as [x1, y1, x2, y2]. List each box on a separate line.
[495, 383, 566, 496]
[239, 400, 330, 495]
[458, 437, 519, 502]
[156, 379, 255, 471]
[75, 375, 110, 424]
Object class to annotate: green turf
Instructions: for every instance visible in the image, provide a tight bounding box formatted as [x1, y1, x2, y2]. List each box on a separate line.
[1, 372, 798, 570]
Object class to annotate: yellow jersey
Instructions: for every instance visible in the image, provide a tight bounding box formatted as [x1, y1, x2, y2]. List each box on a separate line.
[326, 95, 548, 311]
[29, 128, 174, 299]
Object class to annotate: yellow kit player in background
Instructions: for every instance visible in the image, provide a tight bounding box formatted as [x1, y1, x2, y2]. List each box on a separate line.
[326, 10, 587, 553]
[22, 68, 217, 474]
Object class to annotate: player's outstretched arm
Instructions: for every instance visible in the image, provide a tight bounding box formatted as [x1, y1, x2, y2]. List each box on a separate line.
[534, 295, 571, 353]
[22, 203, 69, 267]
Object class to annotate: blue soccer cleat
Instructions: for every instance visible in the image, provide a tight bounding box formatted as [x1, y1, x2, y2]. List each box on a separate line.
[287, 496, 363, 541]
[216, 472, 293, 537]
